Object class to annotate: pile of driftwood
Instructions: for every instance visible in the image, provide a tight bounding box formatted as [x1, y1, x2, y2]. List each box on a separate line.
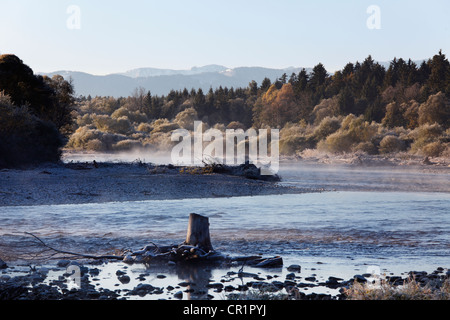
[26, 214, 283, 269]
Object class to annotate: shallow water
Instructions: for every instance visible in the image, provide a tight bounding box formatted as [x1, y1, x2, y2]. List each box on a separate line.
[1, 191, 449, 269]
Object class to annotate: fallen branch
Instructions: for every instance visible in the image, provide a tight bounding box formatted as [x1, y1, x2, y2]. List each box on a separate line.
[24, 232, 124, 261]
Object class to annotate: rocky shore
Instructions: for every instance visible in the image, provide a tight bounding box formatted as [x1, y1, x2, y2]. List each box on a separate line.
[1, 257, 448, 300]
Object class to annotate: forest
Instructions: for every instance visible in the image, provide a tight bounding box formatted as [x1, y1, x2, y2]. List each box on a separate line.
[1, 51, 450, 168]
[67, 51, 450, 159]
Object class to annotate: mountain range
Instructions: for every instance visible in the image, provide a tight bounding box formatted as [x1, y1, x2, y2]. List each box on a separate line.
[41, 65, 309, 98]
[40, 59, 425, 98]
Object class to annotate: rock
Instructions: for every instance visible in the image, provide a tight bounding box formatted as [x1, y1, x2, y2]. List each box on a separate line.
[224, 285, 236, 292]
[297, 282, 317, 288]
[127, 284, 155, 297]
[174, 291, 183, 299]
[387, 276, 403, 285]
[206, 283, 224, 290]
[287, 264, 301, 272]
[0, 258, 8, 270]
[178, 281, 191, 287]
[237, 285, 248, 292]
[118, 275, 130, 284]
[0, 275, 11, 281]
[123, 254, 134, 263]
[286, 273, 296, 280]
[271, 281, 285, 289]
[353, 275, 367, 283]
[328, 276, 343, 282]
[38, 267, 49, 276]
[305, 276, 316, 282]
[89, 268, 100, 276]
[284, 280, 297, 287]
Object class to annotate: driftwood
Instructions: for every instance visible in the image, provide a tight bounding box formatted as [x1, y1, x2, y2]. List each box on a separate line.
[25, 213, 283, 268]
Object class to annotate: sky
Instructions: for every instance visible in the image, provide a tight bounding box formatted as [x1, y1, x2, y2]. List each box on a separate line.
[0, 0, 449, 75]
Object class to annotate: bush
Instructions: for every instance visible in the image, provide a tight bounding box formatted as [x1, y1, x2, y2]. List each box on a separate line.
[137, 123, 153, 133]
[352, 141, 378, 155]
[410, 123, 443, 153]
[344, 277, 450, 300]
[311, 97, 340, 125]
[175, 107, 198, 130]
[227, 121, 246, 130]
[418, 92, 450, 128]
[317, 131, 354, 153]
[317, 115, 379, 154]
[151, 118, 180, 133]
[379, 135, 406, 154]
[93, 114, 132, 135]
[0, 95, 64, 167]
[421, 141, 446, 157]
[86, 139, 106, 152]
[313, 116, 341, 141]
[113, 139, 142, 151]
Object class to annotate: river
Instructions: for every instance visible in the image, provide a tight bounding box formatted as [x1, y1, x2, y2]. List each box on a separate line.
[0, 161, 449, 299]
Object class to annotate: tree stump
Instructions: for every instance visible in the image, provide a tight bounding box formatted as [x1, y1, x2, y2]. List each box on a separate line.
[184, 213, 214, 252]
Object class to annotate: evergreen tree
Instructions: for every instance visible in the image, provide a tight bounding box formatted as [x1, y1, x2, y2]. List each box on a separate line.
[260, 77, 272, 92]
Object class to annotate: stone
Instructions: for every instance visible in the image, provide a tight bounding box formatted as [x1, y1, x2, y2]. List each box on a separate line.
[116, 270, 126, 276]
[328, 276, 343, 283]
[89, 268, 100, 276]
[286, 273, 296, 280]
[287, 265, 301, 272]
[127, 284, 155, 297]
[224, 285, 236, 292]
[174, 291, 183, 299]
[353, 275, 367, 283]
[284, 280, 297, 287]
[178, 281, 191, 287]
[0, 258, 7, 270]
[206, 283, 224, 290]
[56, 260, 71, 268]
[118, 275, 130, 284]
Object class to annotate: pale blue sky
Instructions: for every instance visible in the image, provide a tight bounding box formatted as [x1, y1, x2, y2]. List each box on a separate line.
[0, 0, 449, 75]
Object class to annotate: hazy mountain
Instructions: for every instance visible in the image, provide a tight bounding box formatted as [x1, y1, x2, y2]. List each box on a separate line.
[118, 64, 229, 78]
[41, 66, 309, 97]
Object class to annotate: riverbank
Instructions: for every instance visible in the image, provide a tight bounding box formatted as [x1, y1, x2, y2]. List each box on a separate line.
[0, 161, 309, 207]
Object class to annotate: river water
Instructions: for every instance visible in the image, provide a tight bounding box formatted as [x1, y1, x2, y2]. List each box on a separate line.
[1, 162, 449, 279]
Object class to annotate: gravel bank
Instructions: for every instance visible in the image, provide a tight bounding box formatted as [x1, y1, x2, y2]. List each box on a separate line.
[0, 162, 311, 207]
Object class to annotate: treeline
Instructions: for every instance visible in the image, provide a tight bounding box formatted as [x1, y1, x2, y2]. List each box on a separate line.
[1, 52, 449, 168]
[69, 51, 450, 158]
[0, 54, 75, 168]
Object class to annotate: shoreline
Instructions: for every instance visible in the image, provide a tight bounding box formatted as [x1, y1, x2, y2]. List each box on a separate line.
[1, 257, 448, 301]
[1, 154, 449, 300]
[1, 151, 449, 207]
[0, 161, 311, 207]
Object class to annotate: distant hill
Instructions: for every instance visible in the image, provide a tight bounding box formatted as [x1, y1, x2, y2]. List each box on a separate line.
[41, 66, 309, 97]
